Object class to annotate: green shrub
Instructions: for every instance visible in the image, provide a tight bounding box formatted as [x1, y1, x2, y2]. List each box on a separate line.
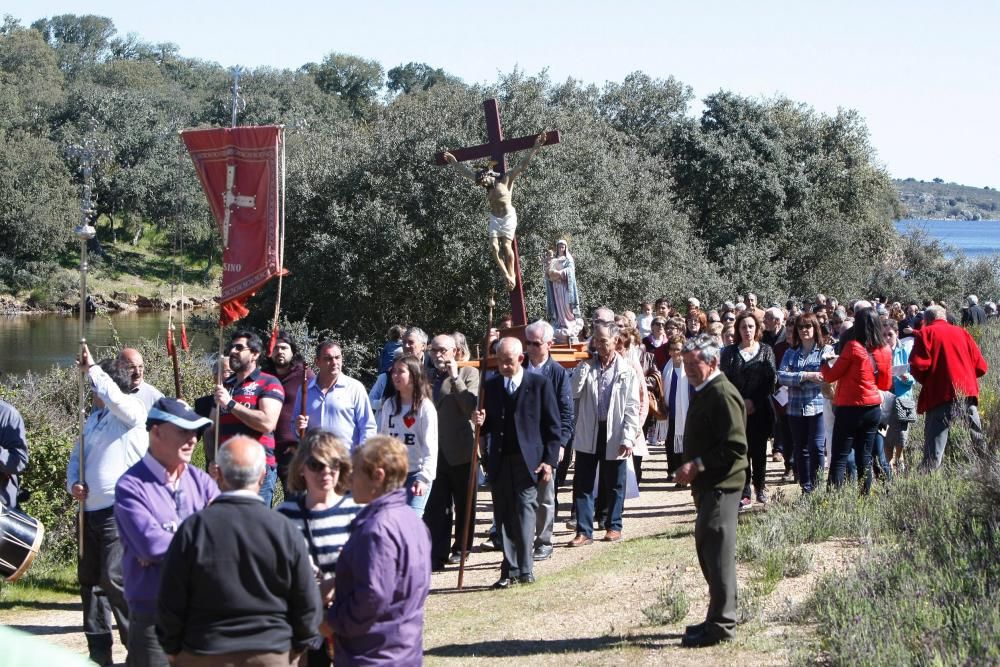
[641, 578, 690, 626]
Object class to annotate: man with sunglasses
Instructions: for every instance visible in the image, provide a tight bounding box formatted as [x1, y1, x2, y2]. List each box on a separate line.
[208, 331, 284, 506]
[114, 398, 218, 667]
[523, 320, 574, 561]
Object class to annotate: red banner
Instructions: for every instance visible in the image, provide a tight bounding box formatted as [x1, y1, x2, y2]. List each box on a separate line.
[181, 126, 285, 326]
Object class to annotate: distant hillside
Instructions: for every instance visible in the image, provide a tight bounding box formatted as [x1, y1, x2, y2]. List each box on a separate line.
[895, 178, 1000, 220]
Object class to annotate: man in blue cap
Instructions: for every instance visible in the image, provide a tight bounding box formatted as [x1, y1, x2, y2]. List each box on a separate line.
[114, 397, 219, 667]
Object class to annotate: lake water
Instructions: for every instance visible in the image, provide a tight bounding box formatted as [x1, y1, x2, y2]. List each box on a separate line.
[895, 218, 1000, 257]
[0, 310, 213, 377]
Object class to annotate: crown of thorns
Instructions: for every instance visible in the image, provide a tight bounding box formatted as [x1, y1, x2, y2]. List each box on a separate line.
[475, 160, 500, 180]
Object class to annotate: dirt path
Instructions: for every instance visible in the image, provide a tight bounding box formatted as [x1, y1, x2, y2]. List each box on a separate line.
[1, 447, 803, 665]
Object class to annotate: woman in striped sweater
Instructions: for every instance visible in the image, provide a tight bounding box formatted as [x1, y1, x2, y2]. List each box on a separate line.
[277, 430, 360, 666]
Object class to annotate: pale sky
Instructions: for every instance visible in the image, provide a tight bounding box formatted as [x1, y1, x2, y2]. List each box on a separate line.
[6, 0, 998, 187]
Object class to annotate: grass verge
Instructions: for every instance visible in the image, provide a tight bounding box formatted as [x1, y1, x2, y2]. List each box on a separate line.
[0, 553, 77, 612]
[734, 323, 1000, 665]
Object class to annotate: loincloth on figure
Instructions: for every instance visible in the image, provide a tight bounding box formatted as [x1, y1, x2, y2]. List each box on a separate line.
[488, 210, 518, 239]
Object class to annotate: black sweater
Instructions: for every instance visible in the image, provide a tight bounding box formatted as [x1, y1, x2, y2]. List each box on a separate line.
[720, 343, 777, 417]
[157, 494, 322, 656]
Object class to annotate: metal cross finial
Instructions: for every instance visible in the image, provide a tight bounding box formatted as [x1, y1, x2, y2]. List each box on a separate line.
[230, 66, 246, 128]
[66, 123, 110, 239]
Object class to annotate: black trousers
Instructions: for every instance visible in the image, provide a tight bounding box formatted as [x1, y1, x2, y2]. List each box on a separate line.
[743, 411, 771, 496]
[666, 419, 683, 474]
[78, 507, 129, 655]
[693, 487, 740, 640]
[423, 456, 476, 563]
[492, 450, 537, 579]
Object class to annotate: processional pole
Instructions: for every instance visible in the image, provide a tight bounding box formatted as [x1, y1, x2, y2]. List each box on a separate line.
[213, 66, 246, 461]
[66, 129, 105, 558]
[457, 289, 496, 589]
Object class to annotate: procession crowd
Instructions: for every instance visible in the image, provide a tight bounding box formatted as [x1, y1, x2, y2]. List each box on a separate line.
[0, 291, 992, 664]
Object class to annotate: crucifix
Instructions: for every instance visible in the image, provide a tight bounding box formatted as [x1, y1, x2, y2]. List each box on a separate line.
[436, 99, 560, 326]
[220, 163, 256, 249]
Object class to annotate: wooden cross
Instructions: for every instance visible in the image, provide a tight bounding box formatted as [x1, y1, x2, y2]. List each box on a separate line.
[220, 163, 256, 249]
[435, 99, 560, 326]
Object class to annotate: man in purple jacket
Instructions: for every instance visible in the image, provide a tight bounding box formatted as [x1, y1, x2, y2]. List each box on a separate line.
[114, 398, 218, 667]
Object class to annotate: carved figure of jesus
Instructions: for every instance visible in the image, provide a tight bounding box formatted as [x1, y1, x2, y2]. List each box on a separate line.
[442, 132, 547, 291]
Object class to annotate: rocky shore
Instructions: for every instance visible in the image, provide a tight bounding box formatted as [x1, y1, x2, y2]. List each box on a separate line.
[0, 292, 216, 315]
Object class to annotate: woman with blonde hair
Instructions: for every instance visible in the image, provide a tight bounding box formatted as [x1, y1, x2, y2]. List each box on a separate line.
[276, 429, 360, 667]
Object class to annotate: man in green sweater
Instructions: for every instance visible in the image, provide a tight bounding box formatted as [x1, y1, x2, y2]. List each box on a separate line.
[675, 334, 748, 647]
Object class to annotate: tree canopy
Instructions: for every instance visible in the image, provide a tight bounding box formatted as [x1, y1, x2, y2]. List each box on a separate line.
[2, 12, 988, 369]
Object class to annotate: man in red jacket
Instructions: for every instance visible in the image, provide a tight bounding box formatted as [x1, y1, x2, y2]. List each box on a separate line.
[909, 305, 988, 469]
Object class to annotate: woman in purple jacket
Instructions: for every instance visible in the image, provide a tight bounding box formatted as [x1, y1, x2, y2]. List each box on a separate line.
[328, 435, 432, 665]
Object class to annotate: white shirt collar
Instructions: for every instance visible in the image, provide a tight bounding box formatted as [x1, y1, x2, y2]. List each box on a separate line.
[694, 369, 721, 392]
[220, 489, 264, 500]
[506, 368, 525, 390]
[142, 451, 186, 486]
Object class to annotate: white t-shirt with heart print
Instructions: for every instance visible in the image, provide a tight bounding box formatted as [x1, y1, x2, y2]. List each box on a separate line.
[377, 398, 438, 484]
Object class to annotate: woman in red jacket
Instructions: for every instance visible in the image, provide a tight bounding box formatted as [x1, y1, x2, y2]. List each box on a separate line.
[821, 308, 892, 494]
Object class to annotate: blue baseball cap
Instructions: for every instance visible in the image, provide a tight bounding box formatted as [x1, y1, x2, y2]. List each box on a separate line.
[146, 397, 212, 434]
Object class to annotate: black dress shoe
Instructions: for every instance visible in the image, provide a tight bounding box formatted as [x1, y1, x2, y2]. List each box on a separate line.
[681, 629, 728, 648]
[684, 622, 706, 636]
[491, 577, 516, 589]
[431, 560, 447, 572]
[532, 544, 553, 561]
[447, 551, 463, 564]
[518, 573, 535, 584]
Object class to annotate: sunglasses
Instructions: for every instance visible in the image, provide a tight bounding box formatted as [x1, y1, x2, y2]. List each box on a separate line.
[229, 343, 249, 352]
[305, 457, 339, 473]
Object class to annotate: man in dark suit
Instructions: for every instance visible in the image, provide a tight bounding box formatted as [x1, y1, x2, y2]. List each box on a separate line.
[475, 337, 561, 588]
[523, 321, 574, 561]
[424, 334, 480, 570]
[675, 334, 748, 648]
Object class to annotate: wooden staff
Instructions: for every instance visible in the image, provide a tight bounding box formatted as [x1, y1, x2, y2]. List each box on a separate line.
[297, 361, 308, 438]
[457, 289, 495, 589]
[212, 327, 225, 464]
[168, 323, 183, 399]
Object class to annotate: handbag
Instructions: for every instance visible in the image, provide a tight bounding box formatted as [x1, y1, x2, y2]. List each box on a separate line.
[894, 395, 917, 423]
[646, 373, 666, 420]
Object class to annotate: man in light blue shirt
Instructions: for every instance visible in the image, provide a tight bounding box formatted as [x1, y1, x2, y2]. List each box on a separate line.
[66, 346, 148, 666]
[294, 341, 376, 451]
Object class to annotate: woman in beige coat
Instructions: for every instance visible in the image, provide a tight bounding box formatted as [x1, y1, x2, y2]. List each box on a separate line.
[568, 322, 641, 546]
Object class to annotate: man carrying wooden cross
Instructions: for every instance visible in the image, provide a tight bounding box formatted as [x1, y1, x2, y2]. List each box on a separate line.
[443, 132, 547, 292]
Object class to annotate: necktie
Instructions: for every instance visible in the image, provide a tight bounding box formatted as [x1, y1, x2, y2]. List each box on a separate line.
[507, 379, 517, 395]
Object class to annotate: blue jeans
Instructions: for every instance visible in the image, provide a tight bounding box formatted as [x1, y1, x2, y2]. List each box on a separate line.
[573, 449, 627, 536]
[788, 413, 824, 493]
[406, 471, 431, 518]
[258, 465, 277, 507]
[829, 405, 880, 494]
[873, 433, 894, 483]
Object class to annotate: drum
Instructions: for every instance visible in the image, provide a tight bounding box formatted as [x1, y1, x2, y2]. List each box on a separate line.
[0, 506, 45, 582]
